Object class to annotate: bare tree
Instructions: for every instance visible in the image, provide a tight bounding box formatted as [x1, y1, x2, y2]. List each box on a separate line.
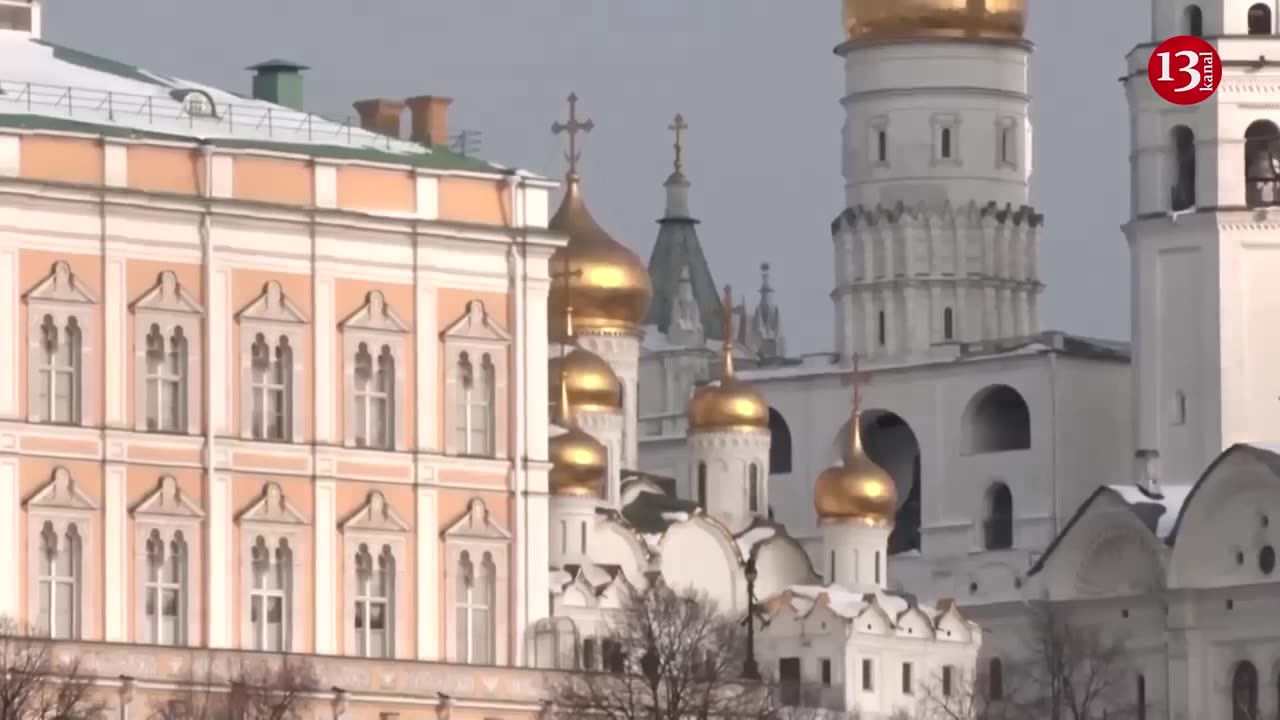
[552, 581, 783, 720]
[1014, 601, 1136, 720]
[149, 654, 319, 720]
[910, 666, 1016, 720]
[0, 616, 106, 720]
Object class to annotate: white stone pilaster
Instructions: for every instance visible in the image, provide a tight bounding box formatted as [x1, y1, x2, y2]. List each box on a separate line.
[211, 155, 234, 199]
[103, 464, 127, 641]
[103, 144, 127, 188]
[415, 282, 438, 450]
[415, 483, 439, 660]
[0, 135, 18, 176]
[314, 275, 335, 443]
[524, 287, 550, 461]
[524, 467, 551, 644]
[207, 471, 232, 647]
[104, 258, 126, 426]
[210, 267, 230, 434]
[0, 458, 16, 618]
[415, 175, 439, 220]
[0, 248, 16, 416]
[313, 478, 336, 654]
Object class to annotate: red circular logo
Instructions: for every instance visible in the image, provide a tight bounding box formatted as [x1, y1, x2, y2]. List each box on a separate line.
[1148, 35, 1221, 105]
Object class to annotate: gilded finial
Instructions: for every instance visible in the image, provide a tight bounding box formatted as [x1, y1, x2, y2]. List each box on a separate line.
[557, 369, 574, 427]
[720, 285, 735, 377]
[551, 92, 595, 180]
[669, 113, 688, 174]
[847, 354, 872, 457]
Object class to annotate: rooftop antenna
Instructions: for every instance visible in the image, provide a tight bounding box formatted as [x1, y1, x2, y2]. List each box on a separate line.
[449, 128, 483, 157]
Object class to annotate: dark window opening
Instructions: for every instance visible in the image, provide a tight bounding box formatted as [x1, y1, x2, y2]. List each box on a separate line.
[877, 311, 886, 346]
[780, 657, 802, 706]
[748, 464, 760, 513]
[877, 130, 887, 163]
[989, 658, 1004, 700]
[1171, 125, 1196, 211]
[1000, 127, 1014, 165]
[902, 663, 913, 694]
[963, 384, 1032, 454]
[943, 307, 954, 340]
[768, 408, 793, 474]
[1185, 5, 1203, 36]
[1137, 673, 1146, 720]
[696, 463, 707, 507]
[1249, 3, 1272, 34]
[861, 659, 874, 691]
[1233, 661, 1258, 720]
[940, 127, 953, 159]
[942, 666, 953, 696]
[821, 659, 832, 686]
[983, 482, 1014, 550]
[1245, 120, 1280, 208]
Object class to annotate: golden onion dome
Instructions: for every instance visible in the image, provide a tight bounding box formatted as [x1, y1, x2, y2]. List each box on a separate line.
[547, 175, 653, 341]
[814, 409, 898, 526]
[547, 372, 609, 498]
[841, 0, 1027, 41]
[548, 310, 623, 415]
[687, 286, 770, 434]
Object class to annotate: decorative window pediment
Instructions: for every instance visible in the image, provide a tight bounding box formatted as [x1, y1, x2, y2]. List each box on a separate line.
[236, 281, 307, 324]
[237, 482, 307, 525]
[440, 300, 509, 343]
[131, 271, 204, 316]
[24, 261, 96, 305]
[25, 467, 97, 511]
[341, 491, 410, 533]
[341, 291, 409, 334]
[442, 498, 510, 540]
[132, 475, 204, 518]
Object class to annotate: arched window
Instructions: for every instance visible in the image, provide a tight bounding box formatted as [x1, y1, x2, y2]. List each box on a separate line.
[248, 536, 292, 651]
[35, 313, 82, 424]
[940, 127, 953, 159]
[455, 352, 496, 456]
[943, 307, 955, 341]
[748, 465, 761, 513]
[962, 385, 1032, 454]
[1249, 3, 1272, 34]
[1233, 661, 1258, 720]
[988, 657, 1004, 700]
[1170, 125, 1196, 211]
[877, 129, 887, 163]
[249, 333, 292, 441]
[1184, 4, 1203, 36]
[530, 617, 579, 670]
[1137, 673, 1146, 720]
[768, 408, 793, 474]
[37, 521, 80, 638]
[143, 529, 187, 645]
[353, 343, 396, 449]
[457, 551, 495, 664]
[983, 482, 1014, 550]
[144, 324, 188, 432]
[353, 543, 394, 658]
[696, 463, 708, 507]
[1244, 120, 1280, 207]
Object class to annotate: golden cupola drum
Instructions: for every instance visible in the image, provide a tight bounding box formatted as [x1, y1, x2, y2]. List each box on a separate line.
[841, 0, 1027, 40]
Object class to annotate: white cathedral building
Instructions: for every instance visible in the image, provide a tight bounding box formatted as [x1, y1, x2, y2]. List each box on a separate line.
[533, 1, 1280, 719]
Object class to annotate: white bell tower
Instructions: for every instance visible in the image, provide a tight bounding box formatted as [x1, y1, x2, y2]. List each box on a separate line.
[1125, 0, 1280, 487]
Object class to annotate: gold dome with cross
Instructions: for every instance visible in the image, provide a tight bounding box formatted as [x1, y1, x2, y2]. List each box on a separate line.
[841, 0, 1027, 41]
[813, 356, 898, 526]
[686, 286, 770, 433]
[547, 368, 609, 498]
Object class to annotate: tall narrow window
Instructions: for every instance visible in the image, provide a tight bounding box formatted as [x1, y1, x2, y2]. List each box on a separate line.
[878, 311, 886, 346]
[999, 126, 1014, 165]
[353, 343, 395, 449]
[1170, 125, 1197, 211]
[989, 657, 1004, 700]
[249, 536, 291, 651]
[580, 522, 588, 554]
[1249, 3, 1271, 34]
[145, 324, 188, 433]
[874, 551, 881, 585]
[696, 463, 708, 507]
[1184, 4, 1203, 36]
[36, 521, 80, 638]
[143, 529, 186, 645]
[1171, 390, 1188, 426]
[35, 314, 81, 424]
[902, 662, 913, 694]
[250, 334, 292, 441]
[1136, 673, 1146, 720]
[984, 482, 1015, 550]
[942, 665, 954, 696]
[455, 352, 496, 456]
[456, 551, 495, 664]
[354, 544, 394, 658]
[940, 127, 953, 159]
[748, 464, 760, 513]
[876, 130, 887, 163]
[943, 308, 955, 341]
[1233, 661, 1258, 720]
[861, 658, 874, 691]
[1244, 120, 1280, 208]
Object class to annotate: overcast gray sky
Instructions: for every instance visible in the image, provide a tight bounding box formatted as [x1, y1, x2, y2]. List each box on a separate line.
[44, 0, 1146, 352]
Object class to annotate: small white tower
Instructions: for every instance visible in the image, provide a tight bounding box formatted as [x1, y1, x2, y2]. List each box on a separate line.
[814, 356, 895, 588]
[547, 374, 609, 567]
[685, 286, 771, 533]
[1124, 0, 1280, 485]
[831, 0, 1042, 363]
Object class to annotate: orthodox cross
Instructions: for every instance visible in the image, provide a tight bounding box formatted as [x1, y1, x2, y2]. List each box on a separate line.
[551, 92, 594, 177]
[720, 285, 735, 373]
[845, 353, 872, 414]
[669, 113, 688, 173]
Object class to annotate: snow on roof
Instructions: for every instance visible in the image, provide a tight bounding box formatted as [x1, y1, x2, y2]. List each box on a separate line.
[0, 32, 542, 177]
[1108, 483, 1193, 540]
[780, 584, 953, 624]
[735, 523, 777, 557]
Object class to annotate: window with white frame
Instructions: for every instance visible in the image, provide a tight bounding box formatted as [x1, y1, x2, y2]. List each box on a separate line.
[454, 351, 495, 455]
[25, 466, 96, 640]
[25, 261, 95, 426]
[353, 543, 394, 658]
[932, 114, 962, 164]
[996, 117, 1019, 169]
[456, 550, 495, 664]
[441, 300, 510, 458]
[132, 271, 203, 434]
[443, 498, 511, 666]
[36, 520, 81, 639]
[341, 291, 409, 450]
[237, 281, 306, 443]
[248, 535, 292, 652]
[236, 481, 306, 653]
[868, 117, 890, 167]
[132, 474, 203, 647]
[341, 489, 409, 659]
[142, 529, 187, 645]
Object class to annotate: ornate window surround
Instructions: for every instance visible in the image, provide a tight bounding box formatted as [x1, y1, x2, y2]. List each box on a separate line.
[235, 482, 307, 652]
[443, 498, 511, 665]
[995, 116, 1019, 170]
[340, 490, 411, 658]
[340, 291, 410, 451]
[931, 113, 963, 166]
[24, 261, 97, 426]
[24, 466, 98, 639]
[131, 474, 204, 646]
[235, 281, 307, 443]
[441, 301, 510, 458]
[131, 271, 204, 434]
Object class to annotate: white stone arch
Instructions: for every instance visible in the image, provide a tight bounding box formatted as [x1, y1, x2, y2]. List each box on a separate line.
[751, 534, 821, 600]
[656, 514, 742, 611]
[960, 383, 1031, 455]
[590, 517, 650, 582]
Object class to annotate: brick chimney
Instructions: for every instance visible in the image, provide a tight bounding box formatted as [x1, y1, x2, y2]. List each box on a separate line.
[405, 95, 453, 147]
[352, 98, 405, 138]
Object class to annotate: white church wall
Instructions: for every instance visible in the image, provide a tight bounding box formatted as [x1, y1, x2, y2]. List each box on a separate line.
[753, 538, 821, 599]
[590, 520, 649, 585]
[657, 517, 743, 611]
